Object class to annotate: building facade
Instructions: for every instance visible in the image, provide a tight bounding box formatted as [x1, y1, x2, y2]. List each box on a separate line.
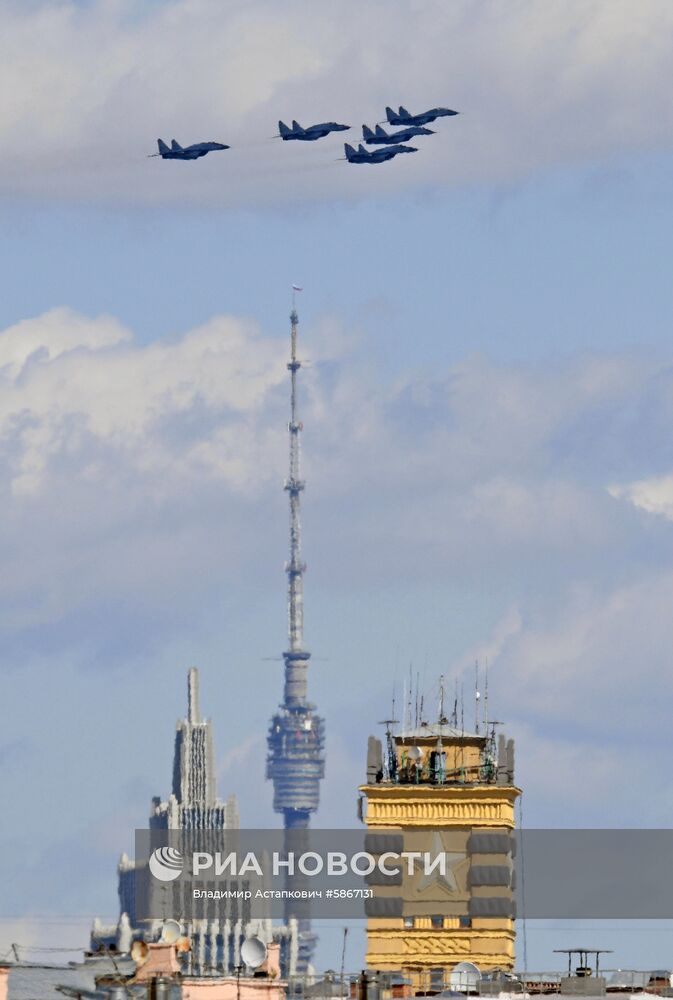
[359, 718, 519, 989]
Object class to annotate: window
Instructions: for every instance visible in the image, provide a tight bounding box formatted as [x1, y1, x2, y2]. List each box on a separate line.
[403, 916, 414, 928]
[459, 915, 472, 928]
[431, 915, 444, 928]
[430, 968, 444, 990]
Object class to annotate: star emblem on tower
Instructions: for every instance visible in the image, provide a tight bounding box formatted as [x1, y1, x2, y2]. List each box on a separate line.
[413, 832, 466, 894]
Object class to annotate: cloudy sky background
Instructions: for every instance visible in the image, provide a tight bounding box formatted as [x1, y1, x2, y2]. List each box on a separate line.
[2, 0, 673, 974]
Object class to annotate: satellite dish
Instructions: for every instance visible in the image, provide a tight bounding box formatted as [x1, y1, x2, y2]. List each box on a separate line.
[407, 746, 423, 762]
[176, 936, 192, 954]
[131, 940, 149, 964]
[160, 920, 182, 944]
[241, 936, 267, 970]
[450, 961, 481, 992]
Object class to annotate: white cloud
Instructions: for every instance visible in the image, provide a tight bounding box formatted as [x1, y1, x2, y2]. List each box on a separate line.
[480, 569, 673, 740]
[0, 1, 672, 205]
[2, 303, 673, 721]
[609, 474, 673, 520]
[0, 307, 129, 376]
[0, 307, 289, 494]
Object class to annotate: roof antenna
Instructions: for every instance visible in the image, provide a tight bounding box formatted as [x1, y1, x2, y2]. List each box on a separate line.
[484, 656, 489, 733]
[460, 682, 465, 781]
[435, 676, 445, 784]
[438, 674, 447, 725]
[475, 659, 481, 734]
[406, 663, 413, 734]
[378, 716, 399, 782]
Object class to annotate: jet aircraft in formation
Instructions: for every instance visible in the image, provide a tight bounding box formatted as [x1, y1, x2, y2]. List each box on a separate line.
[156, 139, 229, 159]
[345, 103, 459, 165]
[385, 105, 459, 126]
[344, 142, 417, 164]
[277, 119, 350, 141]
[153, 103, 457, 168]
[362, 124, 434, 144]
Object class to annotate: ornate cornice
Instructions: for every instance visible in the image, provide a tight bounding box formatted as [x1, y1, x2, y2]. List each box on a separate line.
[366, 926, 515, 966]
[359, 784, 520, 828]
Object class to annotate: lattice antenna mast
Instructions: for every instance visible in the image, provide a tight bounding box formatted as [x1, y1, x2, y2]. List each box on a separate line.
[267, 293, 325, 974]
[286, 303, 306, 660]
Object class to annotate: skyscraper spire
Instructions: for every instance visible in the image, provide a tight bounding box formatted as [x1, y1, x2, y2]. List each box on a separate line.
[267, 297, 325, 972]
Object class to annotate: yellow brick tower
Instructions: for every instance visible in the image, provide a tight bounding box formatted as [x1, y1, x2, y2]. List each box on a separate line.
[358, 691, 520, 992]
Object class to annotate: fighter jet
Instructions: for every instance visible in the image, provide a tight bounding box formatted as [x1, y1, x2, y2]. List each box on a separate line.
[278, 119, 350, 141]
[384, 105, 459, 127]
[362, 123, 434, 145]
[344, 142, 417, 164]
[156, 139, 230, 160]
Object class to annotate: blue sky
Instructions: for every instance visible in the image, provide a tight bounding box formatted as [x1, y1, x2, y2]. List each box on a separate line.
[2, 155, 673, 367]
[2, 0, 673, 976]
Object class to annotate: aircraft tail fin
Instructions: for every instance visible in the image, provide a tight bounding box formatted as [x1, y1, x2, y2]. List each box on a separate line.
[157, 139, 170, 154]
[398, 105, 411, 117]
[375, 125, 387, 136]
[385, 106, 396, 123]
[362, 125, 374, 139]
[358, 143, 367, 153]
[170, 139, 183, 151]
[292, 119, 304, 132]
[344, 143, 356, 158]
[278, 120, 292, 137]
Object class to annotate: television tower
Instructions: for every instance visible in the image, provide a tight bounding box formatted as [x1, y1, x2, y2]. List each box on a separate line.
[267, 296, 325, 971]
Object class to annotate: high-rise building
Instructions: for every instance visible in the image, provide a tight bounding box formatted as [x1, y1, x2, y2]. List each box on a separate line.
[266, 303, 325, 972]
[151, 668, 238, 831]
[94, 669, 299, 977]
[359, 696, 519, 991]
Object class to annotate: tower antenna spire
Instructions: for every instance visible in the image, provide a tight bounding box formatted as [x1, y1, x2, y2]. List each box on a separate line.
[286, 295, 305, 660]
[266, 288, 325, 974]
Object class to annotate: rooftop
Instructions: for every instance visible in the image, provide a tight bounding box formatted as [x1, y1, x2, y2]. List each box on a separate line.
[395, 723, 485, 743]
